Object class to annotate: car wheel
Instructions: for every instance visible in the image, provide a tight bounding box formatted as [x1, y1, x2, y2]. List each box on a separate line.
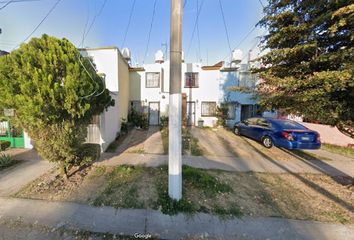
[262, 136, 273, 148]
[234, 127, 240, 135]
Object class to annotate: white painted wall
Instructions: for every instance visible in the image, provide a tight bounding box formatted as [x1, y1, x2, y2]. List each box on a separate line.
[80, 47, 125, 152]
[129, 61, 259, 127]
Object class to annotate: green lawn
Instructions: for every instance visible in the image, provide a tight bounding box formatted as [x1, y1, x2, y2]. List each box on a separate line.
[322, 143, 354, 158]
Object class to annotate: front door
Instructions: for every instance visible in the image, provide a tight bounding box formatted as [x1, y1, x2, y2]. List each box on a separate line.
[148, 102, 160, 125]
[186, 101, 195, 126]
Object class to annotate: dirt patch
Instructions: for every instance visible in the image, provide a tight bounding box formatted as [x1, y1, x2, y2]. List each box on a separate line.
[14, 166, 103, 203]
[15, 165, 354, 223]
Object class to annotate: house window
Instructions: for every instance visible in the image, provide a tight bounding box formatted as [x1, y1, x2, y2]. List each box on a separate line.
[185, 72, 199, 88]
[201, 102, 217, 116]
[146, 72, 160, 88]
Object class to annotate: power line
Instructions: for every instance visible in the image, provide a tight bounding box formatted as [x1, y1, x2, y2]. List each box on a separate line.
[77, 0, 109, 99]
[83, 0, 108, 42]
[0, 0, 42, 3]
[196, 0, 201, 62]
[11, 0, 63, 50]
[218, 0, 232, 55]
[143, 0, 157, 63]
[80, 0, 90, 47]
[0, 0, 15, 11]
[258, 0, 265, 9]
[121, 0, 136, 49]
[185, 0, 204, 59]
[222, 25, 257, 62]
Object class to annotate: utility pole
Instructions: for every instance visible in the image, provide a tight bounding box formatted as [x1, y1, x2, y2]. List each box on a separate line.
[168, 0, 182, 200]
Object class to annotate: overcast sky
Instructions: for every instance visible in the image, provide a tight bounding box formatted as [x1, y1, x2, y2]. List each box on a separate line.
[0, 0, 265, 65]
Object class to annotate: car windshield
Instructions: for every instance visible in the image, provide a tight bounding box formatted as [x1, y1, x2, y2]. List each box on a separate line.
[271, 119, 307, 130]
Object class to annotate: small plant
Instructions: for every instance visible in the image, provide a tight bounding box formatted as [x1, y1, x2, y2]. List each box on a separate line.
[160, 115, 169, 128]
[183, 166, 232, 197]
[120, 118, 129, 134]
[216, 106, 229, 127]
[0, 140, 11, 151]
[0, 153, 14, 168]
[190, 138, 203, 156]
[128, 109, 149, 130]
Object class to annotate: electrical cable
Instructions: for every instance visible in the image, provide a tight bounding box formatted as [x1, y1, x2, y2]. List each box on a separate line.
[185, 0, 204, 60]
[11, 0, 63, 50]
[218, 0, 232, 58]
[143, 0, 157, 63]
[83, 0, 108, 41]
[121, 0, 136, 49]
[0, 0, 14, 10]
[196, 0, 201, 62]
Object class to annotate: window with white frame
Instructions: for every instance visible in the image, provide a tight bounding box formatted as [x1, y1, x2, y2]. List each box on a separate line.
[201, 102, 217, 116]
[146, 72, 160, 88]
[185, 72, 199, 88]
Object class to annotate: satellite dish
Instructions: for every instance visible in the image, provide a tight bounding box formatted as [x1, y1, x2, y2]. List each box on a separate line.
[122, 48, 131, 61]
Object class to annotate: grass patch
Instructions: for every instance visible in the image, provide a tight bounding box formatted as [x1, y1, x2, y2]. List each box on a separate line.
[160, 127, 169, 154]
[127, 148, 146, 154]
[161, 126, 204, 156]
[292, 150, 332, 161]
[92, 165, 145, 209]
[322, 143, 354, 158]
[17, 164, 354, 224]
[88, 165, 106, 179]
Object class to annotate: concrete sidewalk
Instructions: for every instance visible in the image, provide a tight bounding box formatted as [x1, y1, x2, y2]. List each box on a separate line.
[0, 197, 353, 240]
[98, 152, 354, 177]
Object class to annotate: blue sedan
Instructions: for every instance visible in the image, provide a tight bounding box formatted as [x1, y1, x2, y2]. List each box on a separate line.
[234, 117, 321, 150]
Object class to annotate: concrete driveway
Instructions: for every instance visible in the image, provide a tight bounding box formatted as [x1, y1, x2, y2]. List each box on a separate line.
[190, 127, 354, 177]
[0, 149, 54, 196]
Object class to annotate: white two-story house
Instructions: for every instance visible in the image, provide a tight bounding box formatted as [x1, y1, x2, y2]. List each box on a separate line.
[129, 50, 259, 128]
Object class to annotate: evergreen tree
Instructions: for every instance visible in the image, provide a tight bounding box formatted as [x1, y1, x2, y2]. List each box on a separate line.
[0, 35, 113, 176]
[256, 0, 353, 135]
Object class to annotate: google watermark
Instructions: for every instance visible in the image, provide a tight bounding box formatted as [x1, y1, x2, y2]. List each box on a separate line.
[134, 233, 152, 239]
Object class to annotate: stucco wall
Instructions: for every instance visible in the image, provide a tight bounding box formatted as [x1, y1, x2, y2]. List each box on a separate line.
[300, 122, 354, 147]
[118, 54, 130, 122]
[81, 47, 124, 151]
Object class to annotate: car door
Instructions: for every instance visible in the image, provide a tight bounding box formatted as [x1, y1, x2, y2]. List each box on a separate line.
[252, 118, 272, 141]
[241, 118, 257, 138]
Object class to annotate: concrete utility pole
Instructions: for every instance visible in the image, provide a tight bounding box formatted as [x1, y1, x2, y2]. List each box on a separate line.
[168, 0, 183, 200]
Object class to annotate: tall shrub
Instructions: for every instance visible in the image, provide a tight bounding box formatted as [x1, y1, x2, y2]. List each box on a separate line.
[0, 35, 113, 177]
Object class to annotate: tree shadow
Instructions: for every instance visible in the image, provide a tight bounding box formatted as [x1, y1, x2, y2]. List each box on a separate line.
[238, 136, 354, 213]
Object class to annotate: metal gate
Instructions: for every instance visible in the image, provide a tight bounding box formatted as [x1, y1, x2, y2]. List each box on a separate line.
[0, 121, 25, 148]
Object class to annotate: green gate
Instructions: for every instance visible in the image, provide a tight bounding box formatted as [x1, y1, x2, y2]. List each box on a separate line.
[0, 121, 25, 148]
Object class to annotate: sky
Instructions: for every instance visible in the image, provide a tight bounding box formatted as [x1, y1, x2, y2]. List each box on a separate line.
[0, 0, 266, 65]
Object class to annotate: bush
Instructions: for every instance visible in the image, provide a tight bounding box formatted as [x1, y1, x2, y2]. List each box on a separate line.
[217, 106, 229, 127]
[0, 35, 113, 178]
[77, 143, 101, 166]
[128, 108, 149, 130]
[0, 153, 13, 168]
[0, 140, 11, 151]
[160, 116, 169, 128]
[120, 118, 129, 134]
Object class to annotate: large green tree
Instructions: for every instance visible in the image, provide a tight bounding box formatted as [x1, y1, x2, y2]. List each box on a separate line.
[0, 35, 113, 176]
[256, 0, 353, 135]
